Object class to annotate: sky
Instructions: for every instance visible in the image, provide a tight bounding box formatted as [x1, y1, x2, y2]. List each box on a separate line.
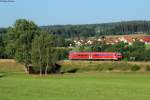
[0, 0, 150, 27]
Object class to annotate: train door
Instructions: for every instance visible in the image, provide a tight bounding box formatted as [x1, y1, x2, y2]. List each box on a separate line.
[89, 53, 92, 59]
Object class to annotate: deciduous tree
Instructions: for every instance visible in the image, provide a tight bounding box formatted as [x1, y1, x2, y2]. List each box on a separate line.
[6, 19, 39, 71]
[31, 32, 57, 75]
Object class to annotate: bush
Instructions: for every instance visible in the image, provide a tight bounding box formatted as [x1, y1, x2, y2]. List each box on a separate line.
[102, 62, 130, 71]
[146, 65, 150, 71]
[131, 64, 140, 71]
[108, 67, 114, 71]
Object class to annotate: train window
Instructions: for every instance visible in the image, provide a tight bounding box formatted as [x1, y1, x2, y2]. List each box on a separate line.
[78, 54, 88, 56]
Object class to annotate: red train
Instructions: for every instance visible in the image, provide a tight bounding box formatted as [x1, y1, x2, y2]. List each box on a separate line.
[69, 52, 122, 60]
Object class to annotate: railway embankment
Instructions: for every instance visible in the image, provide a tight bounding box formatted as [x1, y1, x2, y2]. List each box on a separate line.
[60, 60, 150, 73]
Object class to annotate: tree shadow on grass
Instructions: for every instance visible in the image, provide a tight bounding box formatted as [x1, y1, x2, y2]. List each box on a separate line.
[28, 63, 79, 74]
[0, 73, 6, 78]
[66, 68, 79, 73]
[28, 63, 62, 74]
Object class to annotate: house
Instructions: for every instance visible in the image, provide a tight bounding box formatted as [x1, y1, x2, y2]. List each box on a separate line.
[119, 36, 137, 45]
[105, 37, 119, 45]
[142, 36, 150, 44]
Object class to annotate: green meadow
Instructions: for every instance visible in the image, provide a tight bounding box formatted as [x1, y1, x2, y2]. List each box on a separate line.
[1, 60, 150, 100]
[146, 44, 150, 50]
[1, 73, 150, 100]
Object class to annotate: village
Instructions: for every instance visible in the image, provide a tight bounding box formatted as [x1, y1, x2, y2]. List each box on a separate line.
[72, 34, 150, 46]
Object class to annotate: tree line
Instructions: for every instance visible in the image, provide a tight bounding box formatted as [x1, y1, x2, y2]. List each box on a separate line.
[1, 20, 150, 38]
[41, 20, 150, 38]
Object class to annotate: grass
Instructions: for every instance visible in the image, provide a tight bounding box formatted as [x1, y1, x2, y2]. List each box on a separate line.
[1, 73, 150, 100]
[1, 59, 150, 100]
[60, 61, 150, 73]
[0, 59, 25, 73]
[145, 44, 150, 50]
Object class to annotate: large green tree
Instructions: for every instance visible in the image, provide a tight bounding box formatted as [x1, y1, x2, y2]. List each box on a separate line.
[6, 19, 39, 71]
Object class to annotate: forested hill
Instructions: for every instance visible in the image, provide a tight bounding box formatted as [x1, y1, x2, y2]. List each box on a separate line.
[41, 20, 150, 38]
[1, 20, 150, 37]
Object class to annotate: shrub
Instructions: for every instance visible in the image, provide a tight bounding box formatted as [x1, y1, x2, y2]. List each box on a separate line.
[105, 62, 130, 71]
[131, 64, 140, 71]
[146, 65, 150, 71]
[108, 67, 113, 71]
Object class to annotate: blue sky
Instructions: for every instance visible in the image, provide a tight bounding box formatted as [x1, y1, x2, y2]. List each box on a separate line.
[0, 0, 150, 27]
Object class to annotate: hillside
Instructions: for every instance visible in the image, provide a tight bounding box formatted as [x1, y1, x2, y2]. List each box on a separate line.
[41, 20, 150, 38]
[1, 20, 150, 38]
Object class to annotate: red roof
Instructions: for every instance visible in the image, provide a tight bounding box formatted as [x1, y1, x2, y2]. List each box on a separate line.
[124, 36, 134, 42]
[143, 36, 150, 43]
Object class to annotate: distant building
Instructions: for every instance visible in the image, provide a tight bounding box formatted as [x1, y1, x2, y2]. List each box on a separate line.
[119, 36, 140, 45]
[72, 34, 150, 46]
[142, 36, 150, 44]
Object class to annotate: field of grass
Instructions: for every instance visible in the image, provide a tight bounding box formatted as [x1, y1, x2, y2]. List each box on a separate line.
[1, 73, 150, 100]
[1, 59, 150, 100]
[0, 59, 25, 73]
[61, 60, 150, 73]
[145, 44, 150, 50]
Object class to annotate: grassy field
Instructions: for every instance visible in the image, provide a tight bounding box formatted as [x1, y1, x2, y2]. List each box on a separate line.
[146, 44, 150, 50]
[0, 59, 25, 73]
[61, 60, 150, 73]
[1, 73, 150, 100]
[1, 59, 150, 100]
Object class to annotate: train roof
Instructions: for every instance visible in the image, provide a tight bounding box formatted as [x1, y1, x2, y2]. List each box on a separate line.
[69, 52, 121, 54]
